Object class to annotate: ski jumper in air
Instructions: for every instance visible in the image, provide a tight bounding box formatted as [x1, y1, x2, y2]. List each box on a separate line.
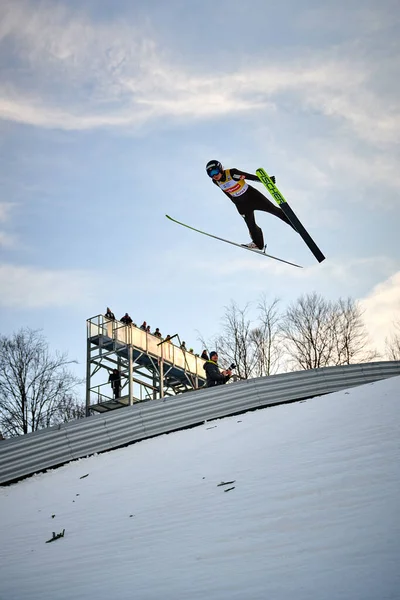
[206, 160, 294, 250]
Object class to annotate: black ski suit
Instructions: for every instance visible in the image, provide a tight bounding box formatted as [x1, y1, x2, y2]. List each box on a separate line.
[212, 168, 294, 249]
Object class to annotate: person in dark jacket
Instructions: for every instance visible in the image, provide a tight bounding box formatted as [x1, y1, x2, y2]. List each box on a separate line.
[203, 351, 232, 388]
[105, 307, 115, 320]
[206, 160, 295, 250]
[120, 312, 133, 325]
[108, 369, 121, 399]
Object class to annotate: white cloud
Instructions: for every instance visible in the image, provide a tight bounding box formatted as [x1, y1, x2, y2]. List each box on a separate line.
[304, 84, 400, 146]
[0, 204, 17, 247]
[360, 271, 400, 353]
[0, 231, 16, 248]
[0, 202, 14, 223]
[0, 263, 99, 308]
[0, 0, 398, 147]
[0, 94, 153, 130]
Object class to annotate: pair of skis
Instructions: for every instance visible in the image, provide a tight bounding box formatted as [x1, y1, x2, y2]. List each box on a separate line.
[167, 168, 325, 268]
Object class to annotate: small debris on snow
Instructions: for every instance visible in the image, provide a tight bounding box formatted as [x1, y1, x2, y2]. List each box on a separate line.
[80, 474, 89, 479]
[224, 487, 235, 493]
[45, 529, 65, 543]
[217, 480, 236, 487]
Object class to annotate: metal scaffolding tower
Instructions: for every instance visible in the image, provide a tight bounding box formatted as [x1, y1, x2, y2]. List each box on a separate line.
[86, 315, 207, 414]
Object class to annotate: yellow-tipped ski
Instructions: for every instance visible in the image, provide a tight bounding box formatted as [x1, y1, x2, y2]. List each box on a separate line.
[256, 168, 287, 206]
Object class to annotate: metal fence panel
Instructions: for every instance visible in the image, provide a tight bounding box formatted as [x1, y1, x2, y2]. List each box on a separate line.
[1, 361, 399, 485]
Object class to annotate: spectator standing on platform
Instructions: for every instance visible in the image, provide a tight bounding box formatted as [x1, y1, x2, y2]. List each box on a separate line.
[203, 351, 232, 388]
[165, 335, 172, 343]
[121, 313, 133, 325]
[146, 325, 151, 333]
[108, 369, 121, 399]
[180, 341, 187, 351]
[105, 307, 115, 320]
[140, 321, 147, 330]
[201, 350, 209, 361]
[153, 328, 162, 338]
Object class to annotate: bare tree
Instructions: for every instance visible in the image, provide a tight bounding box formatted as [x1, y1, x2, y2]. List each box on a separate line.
[215, 301, 257, 379]
[47, 396, 86, 425]
[281, 293, 378, 370]
[251, 296, 283, 376]
[0, 328, 84, 437]
[385, 319, 400, 360]
[280, 292, 336, 370]
[332, 298, 379, 364]
[199, 292, 380, 380]
[199, 297, 284, 380]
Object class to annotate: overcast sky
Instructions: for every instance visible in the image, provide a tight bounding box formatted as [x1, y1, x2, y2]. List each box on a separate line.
[0, 0, 399, 379]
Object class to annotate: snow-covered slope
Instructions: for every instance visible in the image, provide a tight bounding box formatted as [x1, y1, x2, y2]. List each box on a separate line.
[1, 376, 399, 600]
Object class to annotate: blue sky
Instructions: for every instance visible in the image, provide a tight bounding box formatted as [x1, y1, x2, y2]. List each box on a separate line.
[0, 0, 399, 382]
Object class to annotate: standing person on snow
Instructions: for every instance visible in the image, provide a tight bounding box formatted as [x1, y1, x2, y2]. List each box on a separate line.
[205, 160, 295, 250]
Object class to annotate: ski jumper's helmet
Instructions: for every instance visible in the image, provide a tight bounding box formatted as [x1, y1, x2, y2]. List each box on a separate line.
[206, 160, 223, 177]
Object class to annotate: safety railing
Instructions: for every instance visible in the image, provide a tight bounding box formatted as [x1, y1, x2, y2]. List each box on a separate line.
[1, 361, 399, 485]
[87, 314, 206, 379]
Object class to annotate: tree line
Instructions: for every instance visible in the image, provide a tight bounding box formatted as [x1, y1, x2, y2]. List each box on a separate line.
[0, 329, 84, 438]
[202, 292, 400, 380]
[1, 292, 399, 437]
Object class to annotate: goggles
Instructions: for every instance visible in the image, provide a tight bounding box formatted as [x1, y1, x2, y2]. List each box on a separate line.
[208, 168, 220, 177]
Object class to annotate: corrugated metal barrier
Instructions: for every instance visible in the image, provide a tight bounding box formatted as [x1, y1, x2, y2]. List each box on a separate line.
[1, 361, 399, 485]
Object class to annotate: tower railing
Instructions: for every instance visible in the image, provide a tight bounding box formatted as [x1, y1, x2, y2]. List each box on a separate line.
[86, 315, 207, 413]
